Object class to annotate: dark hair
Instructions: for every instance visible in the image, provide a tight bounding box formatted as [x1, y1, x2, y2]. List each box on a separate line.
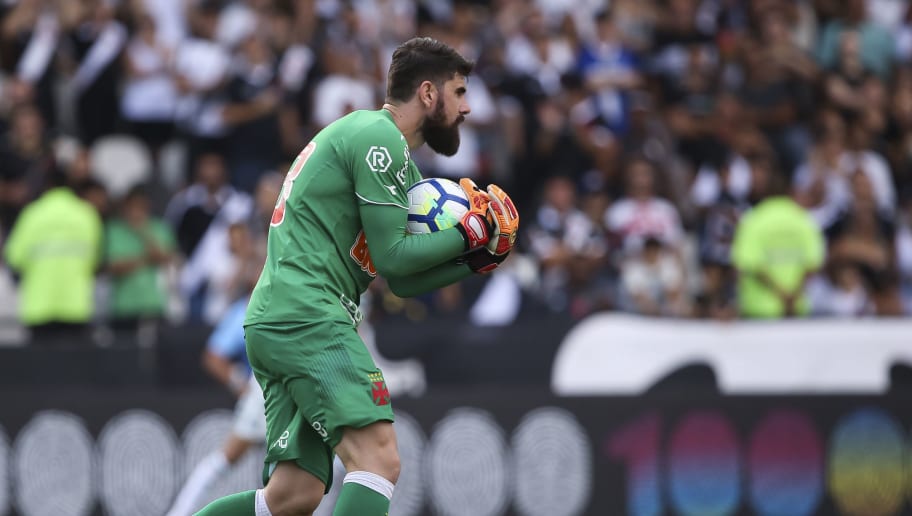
[123, 183, 150, 203]
[74, 177, 106, 196]
[385, 37, 474, 103]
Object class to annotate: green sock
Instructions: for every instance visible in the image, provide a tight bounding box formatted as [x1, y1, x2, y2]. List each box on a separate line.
[332, 481, 391, 516]
[193, 489, 256, 516]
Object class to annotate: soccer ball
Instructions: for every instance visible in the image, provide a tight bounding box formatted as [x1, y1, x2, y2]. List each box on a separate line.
[407, 178, 470, 233]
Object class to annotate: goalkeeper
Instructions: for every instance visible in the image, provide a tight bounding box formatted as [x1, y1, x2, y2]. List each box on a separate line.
[196, 37, 519, 516]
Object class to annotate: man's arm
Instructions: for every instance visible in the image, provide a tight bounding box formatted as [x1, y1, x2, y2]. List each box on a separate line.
[360, 202, 466, 278]
[385, 259, 473, 298]
[201, 349, 247, 396]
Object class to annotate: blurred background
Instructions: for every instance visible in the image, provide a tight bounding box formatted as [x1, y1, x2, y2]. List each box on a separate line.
[3, 0, 912, 514]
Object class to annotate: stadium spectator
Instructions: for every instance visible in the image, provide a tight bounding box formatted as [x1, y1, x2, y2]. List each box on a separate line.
[731, 192, 825, 319]
[0, 103, 55, 236]
[537, 73, 599, 181]
[220, 31, 285, 192]
[824, 30, 879, 121]
[504, 5, 576, 98]
[897, 4, 912, 64]
[661, 37, 726, 174]
[75, 177, 110, 220]
[0, 0, 60, 127]
[204, 221, 261, 327]
[104, 184, 176, 331]
[119, 8, 177, 155]
[172, 0, 231, 177]
[246, 170, 282, 246]
[816, 0, 894, 79]
[605, 156, 685, 256]
[222, 13, 312, 192]
[620, 236, 690, 317]
[886, 68, 912, 193]
[738, 14, 815, 173]
[310, 38, 377, 130]
[60, 0, 127, 145]
[808, 260, 875, 316]
[621, 90, 685, 204]
[578, 8, 642, 138]
[896, 195, 912, 313]
[165, 152, 252, 323]
[792, 108, 895, 226]
[3, 168, 102, 343]
[825, 171, 901, 314]
[527, 175, 609, 316]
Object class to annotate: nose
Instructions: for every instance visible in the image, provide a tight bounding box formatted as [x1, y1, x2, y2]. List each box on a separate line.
[461, 100, 471, 116]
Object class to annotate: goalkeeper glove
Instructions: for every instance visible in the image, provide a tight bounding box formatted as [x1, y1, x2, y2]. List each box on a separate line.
[460, 248, 510, 274]
[455, 178, 493, 251]
[484, 184, 520, 256]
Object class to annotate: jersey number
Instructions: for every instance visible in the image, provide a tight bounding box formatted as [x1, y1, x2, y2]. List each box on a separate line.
[271, 141, 317, 227]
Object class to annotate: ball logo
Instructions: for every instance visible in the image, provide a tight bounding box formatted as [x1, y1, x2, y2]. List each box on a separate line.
[365, 146, 392, 173]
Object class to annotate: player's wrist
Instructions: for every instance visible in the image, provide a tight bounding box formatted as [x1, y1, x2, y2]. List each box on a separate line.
[227, 367, 248, 394]
[460, 247, 509, 274]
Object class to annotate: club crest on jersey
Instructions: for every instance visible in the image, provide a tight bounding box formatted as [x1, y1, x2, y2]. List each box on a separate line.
[369, 372, 391, 406]
[365, 146, 392, 173]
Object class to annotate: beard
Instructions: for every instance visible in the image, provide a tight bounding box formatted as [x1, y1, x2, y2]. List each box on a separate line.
[422, 98, 462, 157]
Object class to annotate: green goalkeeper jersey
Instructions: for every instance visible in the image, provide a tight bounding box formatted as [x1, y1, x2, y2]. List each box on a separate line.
[245, 109, 470, 327]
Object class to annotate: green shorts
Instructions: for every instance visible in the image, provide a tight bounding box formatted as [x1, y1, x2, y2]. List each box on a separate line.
[244, 320, 394, 491]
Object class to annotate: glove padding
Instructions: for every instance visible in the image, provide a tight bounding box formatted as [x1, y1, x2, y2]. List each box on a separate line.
[460, 247, 510, 274]
[455, 178, 492, 252]
[484, 184, 520, 256]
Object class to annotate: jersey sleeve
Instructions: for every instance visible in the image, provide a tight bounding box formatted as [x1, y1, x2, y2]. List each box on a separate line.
[386, 259, 473, 298]
[360, 202, 465, 278]
[349, 123, 413, 209]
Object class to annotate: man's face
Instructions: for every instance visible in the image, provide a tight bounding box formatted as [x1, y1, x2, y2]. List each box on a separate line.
[422, 75, 470, 156]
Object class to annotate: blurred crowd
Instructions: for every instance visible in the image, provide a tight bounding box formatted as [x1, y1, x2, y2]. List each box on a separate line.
[1, 0, 912, 344]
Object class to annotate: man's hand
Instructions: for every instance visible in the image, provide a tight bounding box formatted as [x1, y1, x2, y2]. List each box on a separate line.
[455, 178, 492, 251]
[461, 247, 510, 274]
[485, 184, 519, 255]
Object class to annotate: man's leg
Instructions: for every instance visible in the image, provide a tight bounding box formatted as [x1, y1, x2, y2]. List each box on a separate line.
[167, 435, 253, 516]
[248, 321, 395, 516]
[331, 422, 400, 516]
[259, 461, 326, 516]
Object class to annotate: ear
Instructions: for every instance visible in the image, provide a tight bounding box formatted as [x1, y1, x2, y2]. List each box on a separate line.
[418, 80, 437, 109]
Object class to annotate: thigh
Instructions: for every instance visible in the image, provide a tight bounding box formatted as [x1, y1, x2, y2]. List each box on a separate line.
[335, 420, 399, 474]
[246, 321, 396, 485]
[246, 325, 335, 491]
[285, 321, 395, 450]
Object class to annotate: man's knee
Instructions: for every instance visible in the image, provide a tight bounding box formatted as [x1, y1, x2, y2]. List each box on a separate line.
[336, 422, 401, 484]
[375, 446, 401, 484]
[346, 439, 400, 484]
[263, 463, 325, 516]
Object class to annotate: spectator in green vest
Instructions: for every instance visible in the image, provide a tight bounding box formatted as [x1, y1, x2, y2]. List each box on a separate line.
[105, 184, 176, 330]
[3, 170, 102, 342]
[731, 193, 826, 318]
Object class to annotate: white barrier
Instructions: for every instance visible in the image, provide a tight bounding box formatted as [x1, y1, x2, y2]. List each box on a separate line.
[551, 314, 912, 395]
